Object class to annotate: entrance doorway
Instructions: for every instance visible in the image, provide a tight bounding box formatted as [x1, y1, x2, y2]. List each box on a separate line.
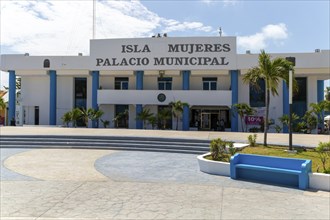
[191, 106, 230, 131]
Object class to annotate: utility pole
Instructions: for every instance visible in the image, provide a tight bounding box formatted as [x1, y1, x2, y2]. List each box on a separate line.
[93, 0, 96, 39]
[286, 57, 296, 151]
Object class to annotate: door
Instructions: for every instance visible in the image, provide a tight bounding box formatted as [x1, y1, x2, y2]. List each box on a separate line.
[201, 113, 211, 130]
[34, 106, 39, 125]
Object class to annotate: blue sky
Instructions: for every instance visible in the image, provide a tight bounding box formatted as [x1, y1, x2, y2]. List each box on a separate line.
[0, 0, 329, 87]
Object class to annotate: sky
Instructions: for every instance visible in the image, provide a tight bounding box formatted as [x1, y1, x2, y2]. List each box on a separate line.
[0, 0, 329, 88]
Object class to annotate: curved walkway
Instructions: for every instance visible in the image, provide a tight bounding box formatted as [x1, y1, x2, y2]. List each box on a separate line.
[1, 146, 329, 220]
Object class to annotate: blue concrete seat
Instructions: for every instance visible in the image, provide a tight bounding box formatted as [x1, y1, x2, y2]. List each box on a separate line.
[230, 153, 311, 190]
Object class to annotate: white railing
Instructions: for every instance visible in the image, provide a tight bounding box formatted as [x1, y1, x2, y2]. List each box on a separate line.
[98, 89, 232, 106]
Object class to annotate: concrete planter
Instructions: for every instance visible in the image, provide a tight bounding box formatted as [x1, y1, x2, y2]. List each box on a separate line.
[198, 153, 330, 192]
[309, 172, 330, 192]
[197, 152, 230, 177]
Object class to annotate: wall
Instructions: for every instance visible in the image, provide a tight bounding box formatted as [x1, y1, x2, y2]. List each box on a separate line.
[21, 76, 50, 125]
[57, 76, 74, 125]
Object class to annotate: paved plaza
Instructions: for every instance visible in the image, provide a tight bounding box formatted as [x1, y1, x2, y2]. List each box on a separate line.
[0, 127, 330, 219]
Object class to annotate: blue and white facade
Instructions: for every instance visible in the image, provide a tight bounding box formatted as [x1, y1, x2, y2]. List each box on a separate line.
[0, 36, 329, 132]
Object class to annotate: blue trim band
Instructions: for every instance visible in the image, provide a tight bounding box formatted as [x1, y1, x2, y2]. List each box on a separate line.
[49, 70, 57, 125]
[136, 71, 144, 90]
[182, 70, 190, 131]
[8, 70, 16, 124]
[317, 80, 324, 130]
[136, 104, 143, 129]
[230, 70, 238, 132]
[135, 71, 144, 129]
[282, 80, 289, 133]
[92, 71, 100, 128]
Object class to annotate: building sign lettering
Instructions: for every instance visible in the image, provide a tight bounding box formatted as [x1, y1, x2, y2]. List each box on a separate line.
[91, 37, 237, 70]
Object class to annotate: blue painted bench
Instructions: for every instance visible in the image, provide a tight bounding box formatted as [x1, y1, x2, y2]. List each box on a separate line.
[230, 153, 311, 190]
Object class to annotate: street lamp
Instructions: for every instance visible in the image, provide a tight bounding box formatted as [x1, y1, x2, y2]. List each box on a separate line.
[286, 57, 296, 151]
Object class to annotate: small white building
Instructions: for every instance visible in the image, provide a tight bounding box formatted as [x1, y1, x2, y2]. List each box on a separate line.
[0, 36, 329, 132]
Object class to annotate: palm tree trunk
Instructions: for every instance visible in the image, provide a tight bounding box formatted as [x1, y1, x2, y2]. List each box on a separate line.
[264, 88, 270, 146]
[241, 116, 244, 132]
[176, 116, 179, 130]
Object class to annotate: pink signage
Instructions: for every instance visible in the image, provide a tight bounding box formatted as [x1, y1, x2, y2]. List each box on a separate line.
[245, 116, 263, 125]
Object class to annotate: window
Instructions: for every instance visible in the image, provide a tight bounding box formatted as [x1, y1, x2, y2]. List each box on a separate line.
[249, 79, 265, 107]
[74, 78, 87, 109]
[115, 105, 129, 128]
[158, 77, 172, 90]
[293, 77, 307, 117]
[43, 59, 50, 68]
[115, 77, 129, 90]
[203, 77, 217, 90]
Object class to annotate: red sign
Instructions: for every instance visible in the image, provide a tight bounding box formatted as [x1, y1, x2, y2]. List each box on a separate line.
[245, 116, 263, 125]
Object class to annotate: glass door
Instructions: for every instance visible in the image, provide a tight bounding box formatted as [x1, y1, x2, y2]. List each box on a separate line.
[201, 113, 211, 130]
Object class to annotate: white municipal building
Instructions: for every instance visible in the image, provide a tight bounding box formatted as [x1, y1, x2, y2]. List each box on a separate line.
[0, 36, 329, 132]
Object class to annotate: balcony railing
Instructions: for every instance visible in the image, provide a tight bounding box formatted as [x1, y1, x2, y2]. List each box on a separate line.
[98, 90, 232, 106]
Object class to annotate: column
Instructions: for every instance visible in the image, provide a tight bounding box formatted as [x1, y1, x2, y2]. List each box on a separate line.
[230, 70, 238, 132]
[8, 70, 16, 125]
[317, 80, 324, 131]
[136, 71, 143, 129]
[282, 81, 289, 133]
[92, 71, 100, 128]
[182, 70, 190, 131]
[49, 70, 57, 125]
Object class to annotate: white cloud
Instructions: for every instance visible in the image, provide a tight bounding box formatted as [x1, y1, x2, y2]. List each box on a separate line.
[237, 23, 288, 52]
[0, 1, 213, 56]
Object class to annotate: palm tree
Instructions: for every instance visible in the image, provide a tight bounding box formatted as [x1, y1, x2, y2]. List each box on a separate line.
[61, 111, 72, 127]
[0, 96, 6, 110]
[157, 108, 172, 129]
[88, 109, 104, 128]
[169, 100, 189, 130]
[232, 103, 255, 132]
[279, 113, 300, 132]
[310, 100, 330, 133]
[71, 108, 82, 128]
[325, 87, 330, 101]
[79, 108, 90, 128]
[243, 50, 296, 146]
[136, 108, 153, 129]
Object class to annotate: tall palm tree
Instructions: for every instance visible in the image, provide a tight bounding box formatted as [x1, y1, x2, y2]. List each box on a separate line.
[233, 103, 256, 132]
[136, 108, 153, 129]
[243, 50, 296, 146]
[169, 100, 189, 130]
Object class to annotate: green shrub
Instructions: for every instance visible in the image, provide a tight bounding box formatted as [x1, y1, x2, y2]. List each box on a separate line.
[210, 138, 228, 161]
[316, 142, 330, 173]
[248, 134, 257, 147]
[274, 125, 282, 133]
[228, 142, 238, 156]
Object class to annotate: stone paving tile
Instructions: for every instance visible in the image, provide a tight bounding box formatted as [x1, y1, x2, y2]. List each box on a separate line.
[221, 187, 330, 219]
[3, 149, 112, 181]
[0, 148, 36, 181]
[40, 181, 222, 219]
[1, 181, 83, 218]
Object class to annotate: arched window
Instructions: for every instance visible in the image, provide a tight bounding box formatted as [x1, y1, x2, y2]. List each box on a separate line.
[43, 59, 50, 68]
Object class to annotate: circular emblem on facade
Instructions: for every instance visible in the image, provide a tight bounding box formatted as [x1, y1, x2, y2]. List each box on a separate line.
[157, 93, 166, 102]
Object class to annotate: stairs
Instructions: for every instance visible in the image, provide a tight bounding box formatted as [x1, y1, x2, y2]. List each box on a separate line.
[0, 135, 211, 154]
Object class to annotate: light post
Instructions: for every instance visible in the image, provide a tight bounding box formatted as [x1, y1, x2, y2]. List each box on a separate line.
[286, 57, 295, 151]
